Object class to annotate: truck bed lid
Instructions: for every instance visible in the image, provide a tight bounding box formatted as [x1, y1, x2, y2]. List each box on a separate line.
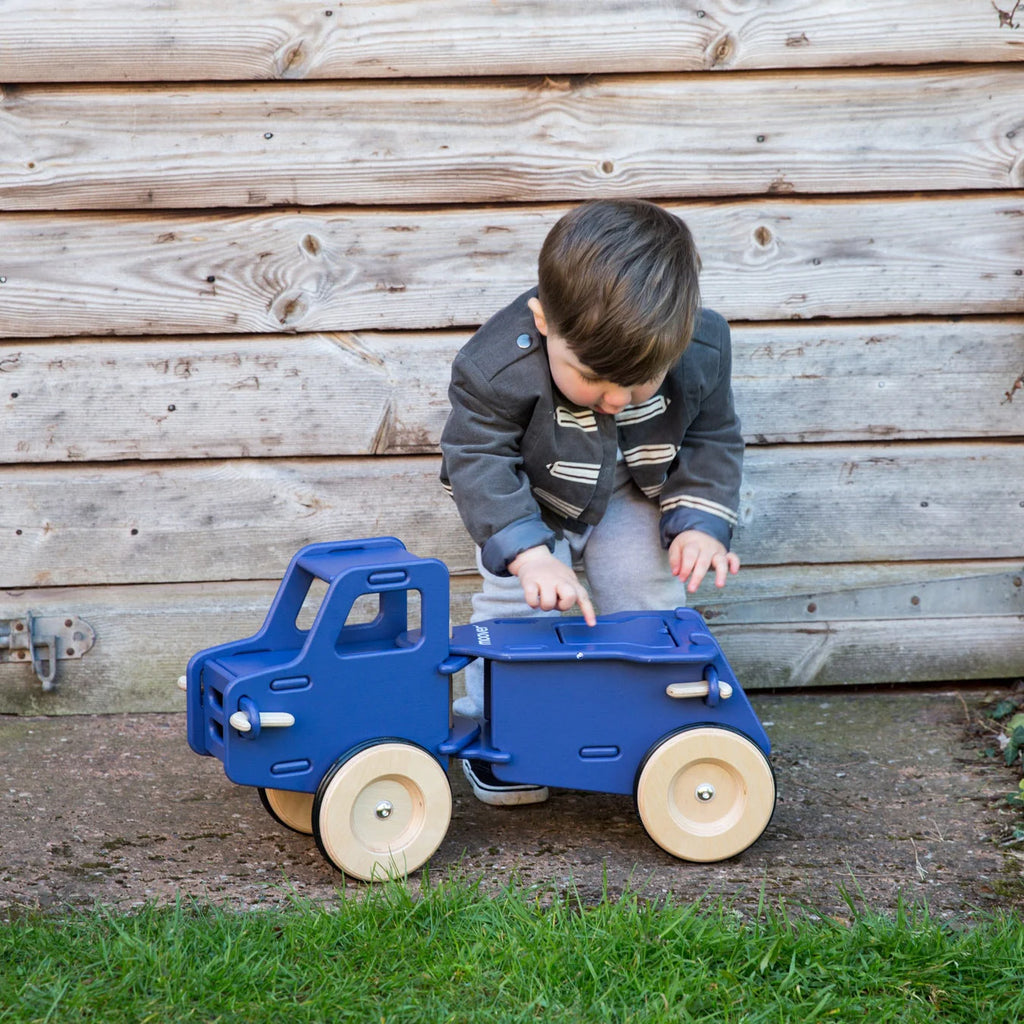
[448, 608, 722, 664]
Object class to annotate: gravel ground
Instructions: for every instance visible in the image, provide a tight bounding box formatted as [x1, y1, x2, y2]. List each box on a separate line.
[2, 686, 1022, 919]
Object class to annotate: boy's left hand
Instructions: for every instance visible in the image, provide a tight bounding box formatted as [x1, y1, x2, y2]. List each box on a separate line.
[669, 530, 740, 594]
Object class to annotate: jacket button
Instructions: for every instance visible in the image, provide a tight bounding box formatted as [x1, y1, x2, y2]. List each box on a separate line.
[515, 333, 532, 349]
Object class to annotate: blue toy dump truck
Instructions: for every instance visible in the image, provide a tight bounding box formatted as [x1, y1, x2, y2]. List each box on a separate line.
[186, 537, 774, 880]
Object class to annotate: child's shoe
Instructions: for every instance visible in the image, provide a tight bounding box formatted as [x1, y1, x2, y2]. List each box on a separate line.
[461, 759, 549, 807]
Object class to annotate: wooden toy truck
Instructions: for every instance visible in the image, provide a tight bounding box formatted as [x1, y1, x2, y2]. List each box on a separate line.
[185, 537, 775, 880]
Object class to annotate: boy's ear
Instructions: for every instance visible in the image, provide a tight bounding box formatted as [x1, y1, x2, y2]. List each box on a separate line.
[527, 297, 549, 337]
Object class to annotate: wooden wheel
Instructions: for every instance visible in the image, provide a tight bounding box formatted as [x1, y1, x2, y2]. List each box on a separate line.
[258, 787, 315, 835]
[635, 727, 775, 863]
[313, 741, 452, 881]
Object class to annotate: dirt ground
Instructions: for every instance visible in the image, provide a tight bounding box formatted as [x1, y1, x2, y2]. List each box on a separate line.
[2, 685, 1022, 920]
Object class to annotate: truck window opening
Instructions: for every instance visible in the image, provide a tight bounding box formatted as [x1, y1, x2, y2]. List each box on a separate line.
[295, 577, 329, 631]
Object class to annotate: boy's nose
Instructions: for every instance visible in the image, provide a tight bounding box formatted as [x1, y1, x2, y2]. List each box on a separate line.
[603, 385, 631, 410]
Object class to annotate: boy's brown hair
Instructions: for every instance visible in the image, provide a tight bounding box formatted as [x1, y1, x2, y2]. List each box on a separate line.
[536, 199, 701, 387]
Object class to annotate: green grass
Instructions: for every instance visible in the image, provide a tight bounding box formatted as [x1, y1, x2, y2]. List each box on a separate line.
[1, 878, 1022, 1023]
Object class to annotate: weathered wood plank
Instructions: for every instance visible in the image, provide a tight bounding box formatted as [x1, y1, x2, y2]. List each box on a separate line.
[1, 445, 1020, 588]
[0, 0, 1019, 82]
[1, 197, 1022, 339]
[0, 333, 421, 462]
[687, 558, 1024, 616]
[0, 580, 282, 716]
[3, 560, 1019, 714]
[2, 318, 1021, 463]
[5, 68, 1022, 209]
[714, 617, 1024, 690]
[733, 441, 1024, 565]
[731, 318, 1024, 445]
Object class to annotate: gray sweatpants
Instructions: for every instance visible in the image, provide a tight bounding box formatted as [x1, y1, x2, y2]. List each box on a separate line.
[454, 461, 692, 719]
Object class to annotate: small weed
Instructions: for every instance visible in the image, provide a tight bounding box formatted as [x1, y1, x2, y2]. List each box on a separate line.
[1002, 716, 1024, 768]
[975, 686, 1024, 851]
[984, 688, 1024, 772]
[987, 698, 1020, 721]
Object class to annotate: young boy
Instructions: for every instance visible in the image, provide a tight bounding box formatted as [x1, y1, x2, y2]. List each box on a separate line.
[440, 199, 743, 805]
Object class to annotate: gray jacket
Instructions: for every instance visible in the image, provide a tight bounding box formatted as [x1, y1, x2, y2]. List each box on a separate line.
[440, 289, 743, 577]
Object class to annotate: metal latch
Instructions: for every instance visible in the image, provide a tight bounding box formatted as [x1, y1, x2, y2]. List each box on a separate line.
[0, 614, 96, 691]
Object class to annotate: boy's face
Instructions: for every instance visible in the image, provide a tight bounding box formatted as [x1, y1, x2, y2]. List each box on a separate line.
[529, 298, 665, 415]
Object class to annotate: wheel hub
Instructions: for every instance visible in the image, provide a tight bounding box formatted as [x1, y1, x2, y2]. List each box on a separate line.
[695, 782, 716, 802]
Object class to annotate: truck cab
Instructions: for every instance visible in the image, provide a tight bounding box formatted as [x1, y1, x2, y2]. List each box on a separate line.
[187, 537, 454, 793]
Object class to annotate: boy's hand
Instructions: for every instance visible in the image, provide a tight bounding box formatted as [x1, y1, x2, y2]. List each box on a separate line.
[508, 545, 597, 626]
[669, 530, 740, 594]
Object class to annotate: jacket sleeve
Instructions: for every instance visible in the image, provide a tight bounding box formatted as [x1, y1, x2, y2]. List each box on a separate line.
[440, 353, 556, 576]
[658, 318, 744, 550]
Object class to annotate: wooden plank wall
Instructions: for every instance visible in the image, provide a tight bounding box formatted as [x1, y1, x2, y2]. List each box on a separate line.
[1, 0, 1022, 713]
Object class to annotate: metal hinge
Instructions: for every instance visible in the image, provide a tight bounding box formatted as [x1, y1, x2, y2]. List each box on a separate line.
[0, 614, 97, 691]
